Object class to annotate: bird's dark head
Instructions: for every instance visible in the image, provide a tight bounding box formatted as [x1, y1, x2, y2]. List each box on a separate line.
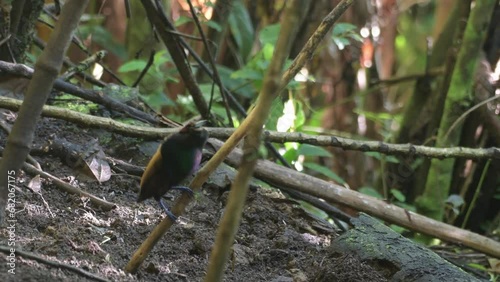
[179, 120, 208, 147]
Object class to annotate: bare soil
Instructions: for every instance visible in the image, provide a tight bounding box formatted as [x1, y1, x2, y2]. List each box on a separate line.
[0, 117, 389, 281]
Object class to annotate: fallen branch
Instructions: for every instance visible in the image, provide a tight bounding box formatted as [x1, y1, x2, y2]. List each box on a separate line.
[1, 97, 497, 160]
[22, 162, 116, 211]
[0, 61, 158, 124]
[0, 245, 111, 282]
[212, 138, 500, 258]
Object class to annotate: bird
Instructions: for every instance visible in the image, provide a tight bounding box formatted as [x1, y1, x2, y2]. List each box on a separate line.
[137, 121, 208, 221]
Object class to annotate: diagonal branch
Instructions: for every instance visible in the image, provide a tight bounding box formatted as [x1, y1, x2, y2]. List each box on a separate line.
[140, 0, 210, 120]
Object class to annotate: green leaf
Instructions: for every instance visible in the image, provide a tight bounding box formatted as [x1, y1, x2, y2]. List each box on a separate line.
[78, 25, 126, 59]
[390, 189, 406, 202]
[231, 68, 263, 80]
[119, 60, 147, 73]
[282, 148, 298, 163]
[265, 100, 284, 131]
[294, 100, 306, 129]
[261, 44, 274, 61]
[394, 202, 416, 212]
[466, 263, 486, 271]
[349, 33, 363, 42]
[206, 20, 222, 32]
[140, 91, 175, 110]
[228, 0, 254, 61]
[332, 23, 357, 36]
[298, 144, 332, 157]
[153, 50, 171, 67]
[359, 187, 383, 199]
[364, 152, 400, 163]
[174, 15, 192, 27]
[216, 65, 255, 98]
[390, 224, 407, 234]
[303, 162, 345, 184]
[259, 23, 281, 46]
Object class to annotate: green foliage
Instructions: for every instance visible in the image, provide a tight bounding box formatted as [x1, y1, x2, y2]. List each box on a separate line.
[118, 60, 147, 72]
[228, 0, 254, 61]
[118, 50, 177, 110]
[52, 94, 98, 114]
[216, 66, 255, 98]
[298, 144, 332, 157]
[265, 100, 284, 131]
[78, 15, 126, 59]
[359, 186, 384, 199]
[231, 22, 295, 92]
[299, 201, 329, 220]
[390, 189, 406, 202]
[331, 23, 362, 49]
[174, 15, 193, 27]
[389, 224, 407, 234]
[303, 162, 345, 184]
[359, 186, 415, 212]
[364, 152, 400, 163]
[259, 23, 281, 46]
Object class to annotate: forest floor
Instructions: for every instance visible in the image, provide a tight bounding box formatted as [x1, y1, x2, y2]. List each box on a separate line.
[0, 117, 390, 282]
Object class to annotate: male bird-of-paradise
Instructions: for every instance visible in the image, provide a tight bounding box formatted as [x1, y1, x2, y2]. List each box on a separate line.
[137, 121, 208, 221]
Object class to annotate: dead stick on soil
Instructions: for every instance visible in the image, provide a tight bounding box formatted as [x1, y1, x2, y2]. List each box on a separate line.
[212, 139, 500, 258]
[0, 245, 111, 282]
[22, 162, 116, 211]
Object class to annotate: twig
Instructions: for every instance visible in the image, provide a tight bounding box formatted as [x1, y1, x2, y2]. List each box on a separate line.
[141, 0, 210, 120]
[186, 0, 233, 127]
[444, 94, 500, 141]
[370, 68, 443, 86]
[60, 50, 107, 81]
[279, 0, 354, 92]
[33, 36, 107, 87]
[38, 10, 126, 86]
[0, 61, 158, 124]
[132, 50, 155, 87]
[0, 245, 111, 282]
[22, 162, 116, 211]
[1, 97, 497, 161]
